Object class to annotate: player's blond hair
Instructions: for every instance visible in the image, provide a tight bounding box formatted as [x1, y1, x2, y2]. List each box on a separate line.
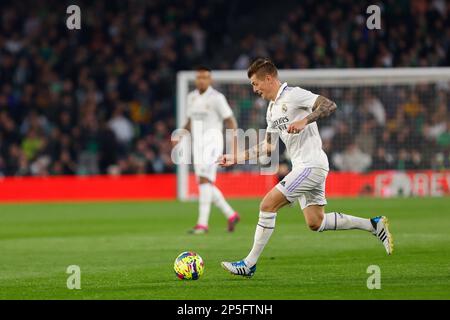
[247, 58, 278, 79]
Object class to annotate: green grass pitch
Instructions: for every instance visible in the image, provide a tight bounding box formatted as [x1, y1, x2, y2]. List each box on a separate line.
[0, 197, 449, 299]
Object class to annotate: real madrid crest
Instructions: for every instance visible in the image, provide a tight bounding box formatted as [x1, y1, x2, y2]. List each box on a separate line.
[282, 104, 287, 113]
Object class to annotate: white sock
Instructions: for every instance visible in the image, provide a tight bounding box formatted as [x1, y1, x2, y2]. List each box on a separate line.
[318, 212, 374, 232]
[244, 211, 276, 267]
[197, 183, 213, 227]
[211, 185, 234, 218]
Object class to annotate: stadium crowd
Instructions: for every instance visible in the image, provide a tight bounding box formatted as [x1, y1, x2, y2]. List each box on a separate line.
[0, 0, 449, 176]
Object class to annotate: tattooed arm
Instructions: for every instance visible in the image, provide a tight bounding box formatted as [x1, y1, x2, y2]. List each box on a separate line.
[244, 131, 275, 160]
[306, 96, 337, 124]
[287, 96, 337, 133]
[217, 131, 276, 167]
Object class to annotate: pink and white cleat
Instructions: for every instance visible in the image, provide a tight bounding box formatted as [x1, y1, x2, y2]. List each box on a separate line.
[188, 224, 208, 235]
[227, 212, 240, 232]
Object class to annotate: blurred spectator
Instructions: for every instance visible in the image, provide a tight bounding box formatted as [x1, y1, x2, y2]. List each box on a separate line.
[370, 147, 393, 170]
[424, 112, 447, 141]
[332, 142, 372, 173]
[394, 149, 414, 171]
[362, 89, 386, 127]
[21, 129, 44, 161]
[331, 122, 352, 153]
[410, 149, 427, 170]
[335, 90, 357, 132]
[108, 105, 135, 150]
[355, 120, 376, 155]
[437, 119, 450, 149]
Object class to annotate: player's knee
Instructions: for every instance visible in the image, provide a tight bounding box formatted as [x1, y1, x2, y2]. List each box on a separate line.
[307, 217, 323, 231]
[307, 221, 321, 231]
[259, 201, 276, 213]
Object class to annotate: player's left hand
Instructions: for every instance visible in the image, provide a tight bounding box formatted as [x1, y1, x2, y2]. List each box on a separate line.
[287, 118, 308, 134]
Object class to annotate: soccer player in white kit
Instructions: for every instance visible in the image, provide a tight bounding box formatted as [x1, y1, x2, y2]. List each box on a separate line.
[178, 66, 240, 234]
[218, 59, 393, 277]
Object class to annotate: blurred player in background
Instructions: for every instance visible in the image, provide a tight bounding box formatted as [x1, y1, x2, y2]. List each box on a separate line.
[175, 66, 240, 234]
[218, 59, 394, 277]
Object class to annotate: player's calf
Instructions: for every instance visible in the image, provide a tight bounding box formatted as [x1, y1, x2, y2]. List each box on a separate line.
[316, 212, 374, 232]
[303, 205, 325, 231]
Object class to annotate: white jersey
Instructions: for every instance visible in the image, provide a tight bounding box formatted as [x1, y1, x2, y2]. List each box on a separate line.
[266, 82, 329, 170]
[187, 86, 233, 162]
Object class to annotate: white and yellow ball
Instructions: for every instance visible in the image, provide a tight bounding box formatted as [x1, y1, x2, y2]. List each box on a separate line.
[174, 251, 204, 280]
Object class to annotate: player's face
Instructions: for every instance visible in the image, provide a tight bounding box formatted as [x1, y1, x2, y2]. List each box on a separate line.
[195, 71, 212, 92]
[250, 74, 271, 100]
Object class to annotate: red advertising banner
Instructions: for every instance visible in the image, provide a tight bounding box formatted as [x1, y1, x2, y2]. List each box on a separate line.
[325, 170, 450, 197]
[0, 174, 177, 202]
[367, 170, 450, 197]
[0, 170, 449, 203]
[188, 172, 278, 198]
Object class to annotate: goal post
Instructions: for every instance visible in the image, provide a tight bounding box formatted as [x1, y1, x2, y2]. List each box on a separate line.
[176, 68, 450, 201]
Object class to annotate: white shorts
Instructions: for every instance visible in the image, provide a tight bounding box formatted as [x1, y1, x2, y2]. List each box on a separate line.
[275, 167, 328, 210]
[194, 163, 217, 182]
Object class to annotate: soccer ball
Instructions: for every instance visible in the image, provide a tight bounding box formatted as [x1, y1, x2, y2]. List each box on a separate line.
[174, 251, 204, 280]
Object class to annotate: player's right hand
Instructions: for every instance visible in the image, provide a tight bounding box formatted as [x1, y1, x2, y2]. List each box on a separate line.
[216, 154, 236, 167]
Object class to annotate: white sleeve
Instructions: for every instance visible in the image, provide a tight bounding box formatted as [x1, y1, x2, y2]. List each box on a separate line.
[215, 94, 233, 119]
[293, 87, 319, 109]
